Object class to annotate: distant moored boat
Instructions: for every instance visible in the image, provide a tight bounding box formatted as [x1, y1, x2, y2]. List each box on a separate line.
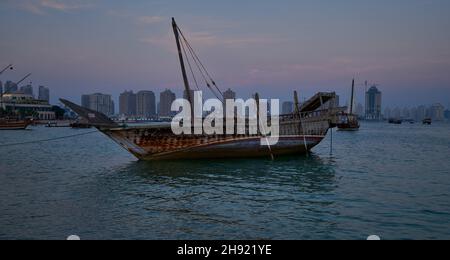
[337, 79, 360, 131]
[388, 118, 402, 124]
[423, 118, 432, 125]
[0, 118, 32, 130]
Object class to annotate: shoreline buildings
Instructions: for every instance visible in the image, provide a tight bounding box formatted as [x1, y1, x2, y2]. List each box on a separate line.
[0, 93, 55, 120]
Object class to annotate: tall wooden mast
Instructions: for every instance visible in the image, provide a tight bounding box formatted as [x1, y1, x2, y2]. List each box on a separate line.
[350, 78, 355, 114]
[172, 18, 194, 118]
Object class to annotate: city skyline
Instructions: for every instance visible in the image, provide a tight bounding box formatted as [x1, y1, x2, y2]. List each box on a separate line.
[0, 0, 449, 108]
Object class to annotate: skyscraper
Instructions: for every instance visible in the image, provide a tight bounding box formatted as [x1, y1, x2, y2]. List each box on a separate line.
[19, 85, 34, 96]
[223, 88, 236, 115]
[355, 103, 364, 117]
[430, 103, 445, 121]
[136, 91, 156, 118]
[4, 81, 18, 94]
[223, 88, 236, 101]
[444, 109, 450, 120]
[417, 105, 426, 121]
[81, 93, 115, 116]
[159, 89, 176, 117]
[384, 107, 392, 119]
[282, 101, 294, 114]
[38, 86, 50, 103]
[365, 86, 382, 120]
[119, 91, 137, 116]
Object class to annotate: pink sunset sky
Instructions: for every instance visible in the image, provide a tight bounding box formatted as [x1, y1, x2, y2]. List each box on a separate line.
[0, 0, 449, 108]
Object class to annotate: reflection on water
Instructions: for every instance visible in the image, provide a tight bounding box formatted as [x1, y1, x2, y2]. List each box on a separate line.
[121, 154, 337, 194]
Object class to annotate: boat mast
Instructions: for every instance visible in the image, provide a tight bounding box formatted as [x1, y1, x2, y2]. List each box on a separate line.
[172, 18, 194, 120]
[350, 78, 355, 115]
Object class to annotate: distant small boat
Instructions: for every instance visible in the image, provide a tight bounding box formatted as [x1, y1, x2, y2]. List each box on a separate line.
[388, 118, 402, 124]
[70, 122, 92, 129]
[337, 79, 360, 131]
[337, 114, 360, 131]
[423, 118, 432, 125]
[0, 118, 32, 130]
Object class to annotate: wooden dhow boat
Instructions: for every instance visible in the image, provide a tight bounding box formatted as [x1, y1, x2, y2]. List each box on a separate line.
[61, 18, 339, 160]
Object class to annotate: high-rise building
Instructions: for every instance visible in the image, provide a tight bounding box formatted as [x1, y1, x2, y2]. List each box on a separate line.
[119, 91, 137, 116]
[355, 103, 364, 117]
[444, 109, 450, 120]
[38, 86, 50, 103]
[430, 103, 445, 121]
[402, 107, 410, 119]
[282, 101, 294, 114]
[384, 107, 392, 119]
[81, 93, 115, 116]
[410, 107, 418, 121]
[392, 107, 401, 119]
[4, 81, 18, 94]
[365, 86, 382, 120]
[159, 89, 176, 117]
[222, 88, 236, 115]
[136, 91, 156, 118]
[223, 88, 236, 101]
[416, 105, 426, 121]
[19, 85, 34, 96]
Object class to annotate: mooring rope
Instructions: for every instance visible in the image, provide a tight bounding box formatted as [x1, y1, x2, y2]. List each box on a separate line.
[0, 130, 99, 148]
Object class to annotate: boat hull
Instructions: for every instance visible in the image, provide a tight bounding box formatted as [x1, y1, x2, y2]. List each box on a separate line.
[0, 120, 31, 130]
[145, 136, 324, 160]
[337, 124, 360, 131]
[102, 128, 325, 161]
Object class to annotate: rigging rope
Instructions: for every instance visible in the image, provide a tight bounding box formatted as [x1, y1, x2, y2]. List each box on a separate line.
[179, 27, 222, 100]
[180, 35, 200, 91]
[177, 27, 224, 100]
[0, 130, 99, 148]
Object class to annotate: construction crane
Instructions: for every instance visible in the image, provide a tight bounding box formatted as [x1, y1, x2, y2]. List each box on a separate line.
[0, 64, 13, 76]
[15, 73, 32, 86]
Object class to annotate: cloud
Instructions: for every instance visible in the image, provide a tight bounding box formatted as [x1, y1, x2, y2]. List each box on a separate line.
[140, 30, 285, 52]
[137, 16, 165, 25]
[16, 0, 93, 15]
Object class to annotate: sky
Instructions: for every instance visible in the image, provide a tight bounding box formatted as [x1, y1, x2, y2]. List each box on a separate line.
[0, 0, 449, 109]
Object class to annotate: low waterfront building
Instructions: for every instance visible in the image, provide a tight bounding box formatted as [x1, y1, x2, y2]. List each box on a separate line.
[0, 93, 55, 120]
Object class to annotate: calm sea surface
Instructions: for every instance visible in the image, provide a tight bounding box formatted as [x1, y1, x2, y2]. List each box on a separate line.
[0, 122, 449, 240]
